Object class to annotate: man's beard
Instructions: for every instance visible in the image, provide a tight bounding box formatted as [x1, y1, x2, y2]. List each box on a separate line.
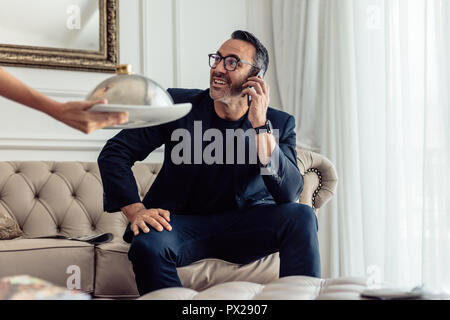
[210, 72, 249, 102]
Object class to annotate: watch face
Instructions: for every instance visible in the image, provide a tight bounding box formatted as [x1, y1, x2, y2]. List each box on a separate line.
[267, 120, 272, 133]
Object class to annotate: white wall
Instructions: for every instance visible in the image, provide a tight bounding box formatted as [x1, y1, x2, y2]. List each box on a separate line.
[0, 0, 280, 162]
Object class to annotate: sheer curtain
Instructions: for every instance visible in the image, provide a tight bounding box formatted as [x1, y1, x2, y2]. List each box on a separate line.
[272, 0, 450, 292]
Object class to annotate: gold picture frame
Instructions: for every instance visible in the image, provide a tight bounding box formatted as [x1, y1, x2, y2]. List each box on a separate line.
[0, 0, 119, 73]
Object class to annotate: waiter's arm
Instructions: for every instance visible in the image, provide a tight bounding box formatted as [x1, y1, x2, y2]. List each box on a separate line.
[0, 67, 127, 133]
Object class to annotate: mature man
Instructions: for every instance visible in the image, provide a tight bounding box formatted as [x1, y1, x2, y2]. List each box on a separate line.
[98, 30, 320, 296]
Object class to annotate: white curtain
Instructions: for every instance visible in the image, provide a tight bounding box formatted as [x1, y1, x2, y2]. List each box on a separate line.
[272, 0, 450, 293]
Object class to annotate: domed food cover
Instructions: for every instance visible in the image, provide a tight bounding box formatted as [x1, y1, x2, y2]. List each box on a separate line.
[87, 64, 192, 129]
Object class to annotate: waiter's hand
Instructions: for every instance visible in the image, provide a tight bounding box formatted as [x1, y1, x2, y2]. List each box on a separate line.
[122, 203, 172, 236]
[53, 99, 129, 134]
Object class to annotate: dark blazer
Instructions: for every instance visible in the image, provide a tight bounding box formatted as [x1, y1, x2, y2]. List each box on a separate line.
[97, 88, 303, 216]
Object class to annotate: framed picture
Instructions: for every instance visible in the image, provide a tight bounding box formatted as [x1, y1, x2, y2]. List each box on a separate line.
[0, 0, 119, 73]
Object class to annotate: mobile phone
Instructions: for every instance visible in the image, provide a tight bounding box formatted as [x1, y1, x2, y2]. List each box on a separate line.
[247, 69, 264, 107]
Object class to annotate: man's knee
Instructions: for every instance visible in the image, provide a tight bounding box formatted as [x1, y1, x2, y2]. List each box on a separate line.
[128, 231, 176, 262]
[278, 203, 318, 232]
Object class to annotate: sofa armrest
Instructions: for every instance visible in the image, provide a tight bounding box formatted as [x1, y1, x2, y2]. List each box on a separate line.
[296, 148, 338, 211]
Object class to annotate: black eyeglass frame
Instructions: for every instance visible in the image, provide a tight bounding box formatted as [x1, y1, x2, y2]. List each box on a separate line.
[208, 53, 260, 72]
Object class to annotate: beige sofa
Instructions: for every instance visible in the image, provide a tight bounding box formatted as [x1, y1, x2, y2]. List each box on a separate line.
[0, 148, 337, 299]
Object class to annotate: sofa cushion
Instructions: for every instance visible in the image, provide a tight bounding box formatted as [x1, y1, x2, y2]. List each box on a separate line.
[94, 241, 138, 299]
[0, 239, 94, 293]
[0, 212, 22, 240]
[138, 276, 369, 300]
[177, 253, 280, 292]
[94, 241, 280, 298]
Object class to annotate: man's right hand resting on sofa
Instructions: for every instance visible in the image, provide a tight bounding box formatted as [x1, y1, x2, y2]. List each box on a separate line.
[121, 203, 172, 236]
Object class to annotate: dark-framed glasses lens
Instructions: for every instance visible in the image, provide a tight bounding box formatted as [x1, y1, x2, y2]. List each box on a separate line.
[224, 57, 238, 71]
[209, 54, 221, 68]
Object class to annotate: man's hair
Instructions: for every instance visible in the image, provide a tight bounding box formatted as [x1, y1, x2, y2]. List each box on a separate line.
[231, 30, 269, 76]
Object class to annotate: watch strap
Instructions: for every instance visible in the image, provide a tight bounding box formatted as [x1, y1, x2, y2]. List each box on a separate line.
[254, 120, 272, 134]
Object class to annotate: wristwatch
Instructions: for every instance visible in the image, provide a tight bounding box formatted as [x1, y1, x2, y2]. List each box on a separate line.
[253, 120, 273, 134]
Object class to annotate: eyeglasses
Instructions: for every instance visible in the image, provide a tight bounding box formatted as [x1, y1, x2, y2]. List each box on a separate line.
[208, 53, 259, 72]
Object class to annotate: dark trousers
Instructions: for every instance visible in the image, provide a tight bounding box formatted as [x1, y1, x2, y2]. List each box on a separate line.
[127, 202, 321, 295]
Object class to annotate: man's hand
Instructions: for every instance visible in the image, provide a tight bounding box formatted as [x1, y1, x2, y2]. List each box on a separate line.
[241, 76, 270, 128]
[121, 203, 172, 236]
[241, 76, 275, 166]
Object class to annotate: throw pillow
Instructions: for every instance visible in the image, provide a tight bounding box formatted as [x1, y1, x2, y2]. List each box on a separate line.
[0, 211, 23, 240]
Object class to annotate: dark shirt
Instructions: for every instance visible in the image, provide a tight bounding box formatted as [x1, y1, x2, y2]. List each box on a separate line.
[183, 108, 248, 215]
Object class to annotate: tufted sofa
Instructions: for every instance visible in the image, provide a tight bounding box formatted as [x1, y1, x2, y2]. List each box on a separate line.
[0, 148, 338, 299]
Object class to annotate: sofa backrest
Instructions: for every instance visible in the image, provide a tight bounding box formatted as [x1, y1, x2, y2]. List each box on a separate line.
[0, 149, 336, 241]
[0, 161, 162, 241]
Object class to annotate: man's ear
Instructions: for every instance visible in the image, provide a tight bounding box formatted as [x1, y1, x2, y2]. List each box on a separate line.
[257, 69, 264, 78]
[248, 68, 260, 79]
